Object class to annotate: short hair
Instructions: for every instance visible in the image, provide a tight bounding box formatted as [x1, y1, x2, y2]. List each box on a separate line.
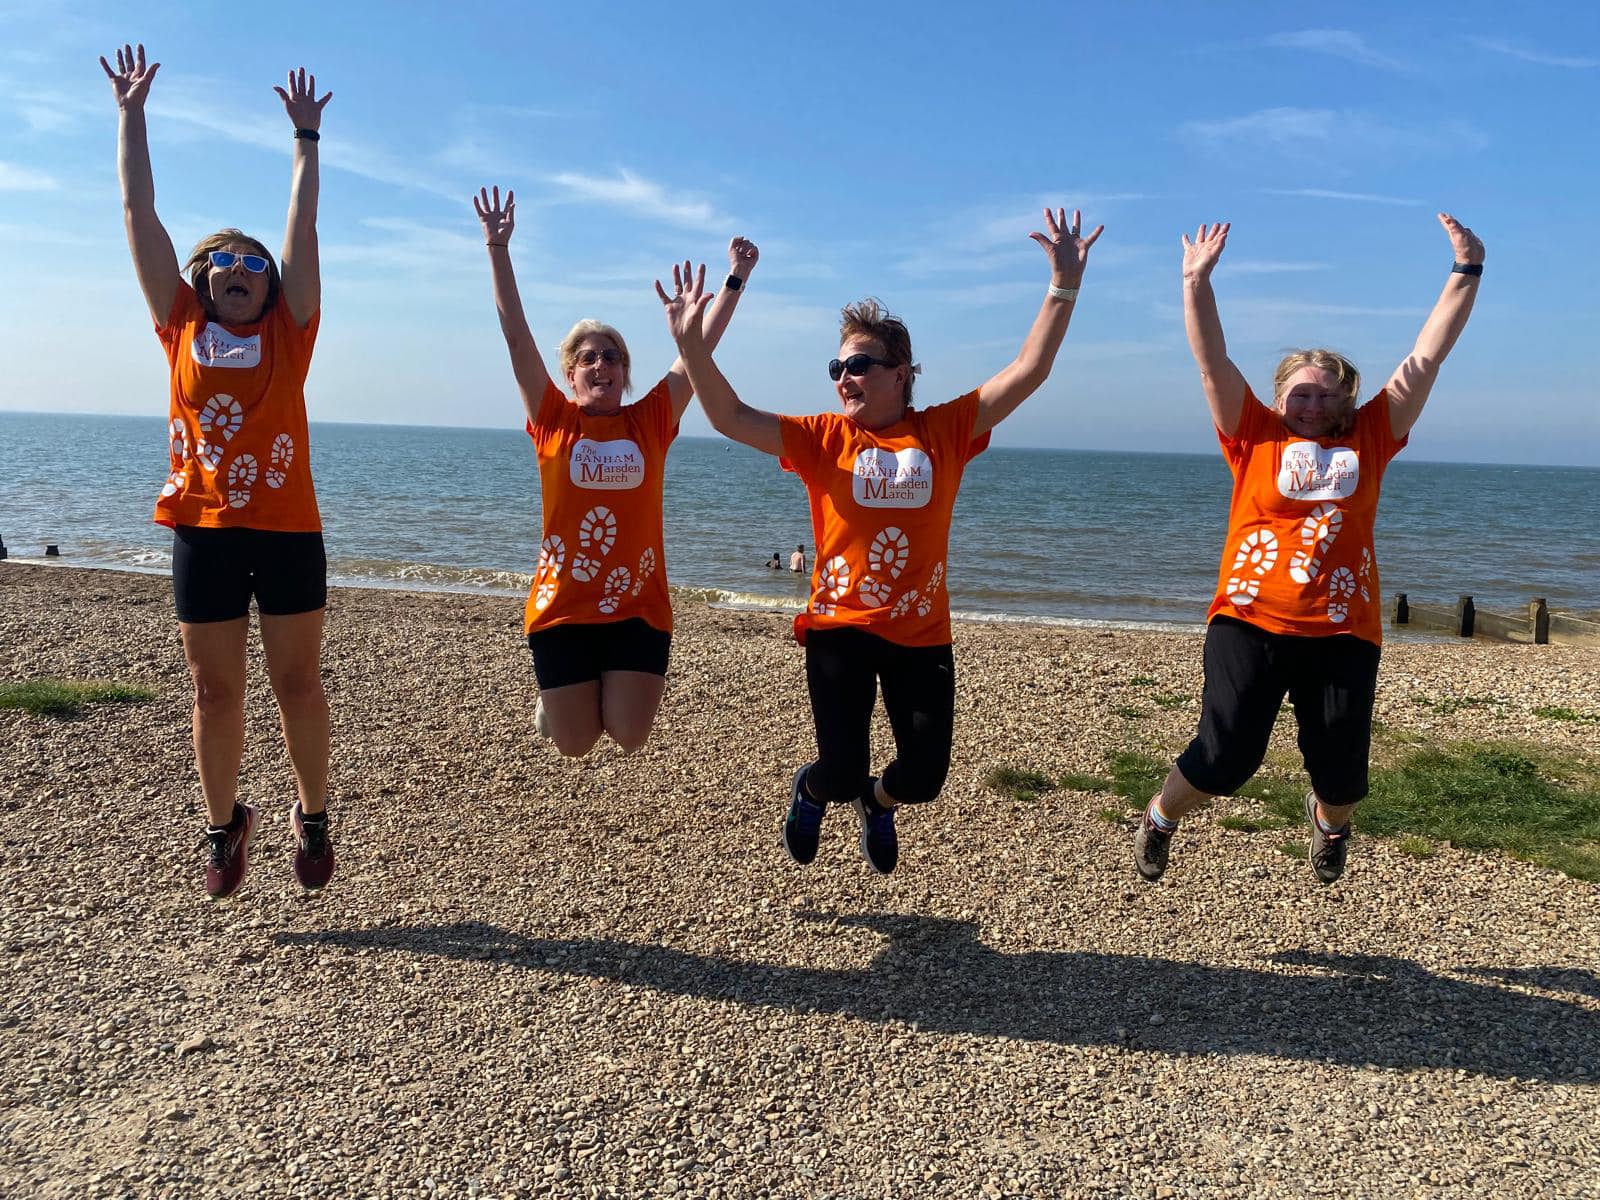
[839, 298, 914, 406]
[1272, 348, 1360, 437]
[184, 229, 280, 321]
[558, 320, 632, 395]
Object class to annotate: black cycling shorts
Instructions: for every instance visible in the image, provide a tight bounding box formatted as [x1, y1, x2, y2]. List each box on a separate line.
[172, 525, 327, 624]
[526, 617, 672, 690]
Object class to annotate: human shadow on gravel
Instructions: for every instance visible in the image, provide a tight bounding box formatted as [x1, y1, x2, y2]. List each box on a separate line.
[278, 914, 1599, 1083]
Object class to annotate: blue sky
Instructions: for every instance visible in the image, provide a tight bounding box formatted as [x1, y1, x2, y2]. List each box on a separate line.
[2, 0, 1596, 465]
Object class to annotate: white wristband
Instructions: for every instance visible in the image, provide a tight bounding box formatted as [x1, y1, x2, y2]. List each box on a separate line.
[1048, 284, 1079, 302]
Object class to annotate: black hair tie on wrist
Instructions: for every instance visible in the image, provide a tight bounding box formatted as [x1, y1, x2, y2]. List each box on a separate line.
[294, 128, 320, 142]
[1451, 262, 1483, 276]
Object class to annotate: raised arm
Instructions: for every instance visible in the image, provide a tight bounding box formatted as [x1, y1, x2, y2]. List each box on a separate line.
[473, 187, 554, 425]
[1181, 223, 1250, 438]
[273, 67, 331, 328]
[1384, 213, 1484, 441]
[100, 43, 179, 326]
[663, 237, 760, 420]
[657, 265, 783, 457]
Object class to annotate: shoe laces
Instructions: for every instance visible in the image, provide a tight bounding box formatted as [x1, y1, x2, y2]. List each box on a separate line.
[205, 828, 230, 871]
[792, 796, 824, 832]
[299, 814, 330, 859]
[864, 802, 895, 838]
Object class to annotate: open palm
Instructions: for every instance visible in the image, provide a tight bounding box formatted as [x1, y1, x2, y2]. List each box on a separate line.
[99, 43, 159, 110]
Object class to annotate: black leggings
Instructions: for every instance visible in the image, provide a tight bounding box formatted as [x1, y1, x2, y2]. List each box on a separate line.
[804, 627, 955, 806]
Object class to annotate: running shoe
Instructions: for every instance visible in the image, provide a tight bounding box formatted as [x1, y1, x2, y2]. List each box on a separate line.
[535, 696, 552, 740]
[783, 766, 827, 865]
[291, 803, 337, 892]
[851, 779, 898, 875]
[1304, 792, 1350, 884]
[1133, 803, 1173, 882]
[204, 803, 258, 901]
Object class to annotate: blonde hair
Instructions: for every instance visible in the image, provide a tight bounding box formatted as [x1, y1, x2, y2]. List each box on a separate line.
[183, 229, 280, 321]
[559, 320, 632, 395]
[839, 298, 914, 406]
[1272, 348, 1360, 437]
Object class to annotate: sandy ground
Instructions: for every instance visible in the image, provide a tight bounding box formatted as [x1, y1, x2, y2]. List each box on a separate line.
[2, 561, 1598, 1199]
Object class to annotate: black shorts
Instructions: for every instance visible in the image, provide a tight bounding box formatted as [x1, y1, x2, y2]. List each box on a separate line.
[172, 525, 327, 624]
[526, 618, 672, 690]
[1176, 615, 1381, 806]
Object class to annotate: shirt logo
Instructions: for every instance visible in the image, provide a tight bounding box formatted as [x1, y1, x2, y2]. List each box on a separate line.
[191, 324, 262, 369]
[852, 447, 932, 509]
[1278, 442, 1359, 501]
[570, 438, 645, 490]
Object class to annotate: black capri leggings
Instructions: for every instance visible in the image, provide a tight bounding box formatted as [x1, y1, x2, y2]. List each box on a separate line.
[804, 626, 955, 807]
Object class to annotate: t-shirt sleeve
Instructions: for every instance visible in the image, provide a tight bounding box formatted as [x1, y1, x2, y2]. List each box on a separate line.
[156, 282, 204, 359]
[1217, 386, 1276, 470]
[526, 378, 569, 448]
[635, 376, 678, 451]
[1357, 388, 1408, 463]
[269, 295, 320, 370]
[778, 414, 830, 478]
[924, 391, 990, 463]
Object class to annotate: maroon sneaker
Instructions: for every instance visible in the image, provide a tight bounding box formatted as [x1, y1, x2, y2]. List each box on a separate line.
[204, 803, 258, 901]
[291, 804, 336, 892]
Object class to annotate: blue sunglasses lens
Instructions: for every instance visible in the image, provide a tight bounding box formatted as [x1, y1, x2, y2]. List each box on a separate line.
[209, 251, 269, 274]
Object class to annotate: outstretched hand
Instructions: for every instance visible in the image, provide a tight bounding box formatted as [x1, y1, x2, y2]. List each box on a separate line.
[655, 261, 711, 345]
[1028, 207, 1103, 285]
[1182, 222, 1230, 281]
[99, 43, 159, 110]
[728, 236, 759, 275]
[474, 186, 515, 247]
[273, 67, 332, 130]
[1438, 212, 1484, 265]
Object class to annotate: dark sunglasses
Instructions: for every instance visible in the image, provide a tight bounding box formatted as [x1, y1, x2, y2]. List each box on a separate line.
[575, 348, 623, 368]
[208, 250, 270, 274]
[827, 353, 897, 381]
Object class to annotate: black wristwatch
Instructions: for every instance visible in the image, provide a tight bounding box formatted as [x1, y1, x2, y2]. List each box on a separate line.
[1451, 262, 1483, 277]
[294, 128, 321, 142]
[723, 274, 743, 292]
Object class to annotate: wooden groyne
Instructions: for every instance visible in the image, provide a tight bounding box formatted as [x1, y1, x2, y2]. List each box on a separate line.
[1393, 594, 1600, 646]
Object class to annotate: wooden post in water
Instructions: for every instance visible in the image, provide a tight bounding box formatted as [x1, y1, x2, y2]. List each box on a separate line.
[1531, 598, 1550, 645]
[1456, 595, 1475, 638]
[1394, 592, 1409, 625]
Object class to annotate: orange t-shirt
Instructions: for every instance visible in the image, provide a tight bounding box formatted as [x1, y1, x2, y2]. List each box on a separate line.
[1207, 388, 1407, 645]
[779, 391, 991, 647]
[524, 377, 677, 635]
[153, 283, 321, 531]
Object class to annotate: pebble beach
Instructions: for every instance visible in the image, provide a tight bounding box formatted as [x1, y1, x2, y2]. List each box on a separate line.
[2, 561, 1598, 1199]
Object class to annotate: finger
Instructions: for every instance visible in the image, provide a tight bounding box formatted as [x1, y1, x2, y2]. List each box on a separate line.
[100, 55, 116, 80]
[1080, 224, 1105, 250]
[308, 73, 316, 97]
[317, 91, 332, 109]
[123, 44, 134, 71]
[492, 184, 501, 210]
[673, 262, 683, 290]
[1042, 208, 1058, 236]
[692, 293, 714, 320]
[1181, 233, 1193, 249]
[694, 262, 706, 297]
[274, 86, 289, 102]
[655, 280, 672, 305]
[1028, 231, 1051, 250]
[135, 44, 145, 72]
[505, 191, 515, 212]
[1071, 208, 1081, 235]
[473, 194, 484, 217]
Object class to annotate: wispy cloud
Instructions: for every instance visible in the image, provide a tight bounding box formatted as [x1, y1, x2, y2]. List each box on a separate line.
[1232, 298, 1427, 320]
[0, 160, 58, 190]
[1182, 107, 1488, 159]
[18, 103, 74, 132]
[1468, 37, 1599, 69]
[1264, 187, 1425, 207]
[546, 169, 733, 233]
[1227, 260, 1330, 275]
[1265, 29, 1412, 72]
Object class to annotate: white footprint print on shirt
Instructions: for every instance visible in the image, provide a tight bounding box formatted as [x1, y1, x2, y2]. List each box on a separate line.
[1231, 529, 1279, 577]
[868, 527, 911, 579]
[160, 470, 187, 498]
[570, 553, 601, 583]
[858, 575, 893, 607]
[890, 590, 920, 620]
[225, 454, 258, 508]
[599, 565, 632, 614]
[579, 506, 618, 554]
[1227, 577, 1261, 606]
[533, 535, 566, 611]
[1358, 547, 1373, 602]
[1327, 565, 1357, 624]
[168, 418, 190, 462]
[195, 395, 243, 472]
[266, 433, 294, 488]
[820, 555, 851, 601]
[631, 547, 657, 596]
[1288, 503, 1343, 584]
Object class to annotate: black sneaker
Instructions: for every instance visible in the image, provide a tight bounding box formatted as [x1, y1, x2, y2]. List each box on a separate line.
[850, 779, 898, 875]
[204, 803, 258, 901]
[291, 803, 336, 892]
[1133, 803, 1173, 882]
[1304, 792, 1350, 884]
[783, 766, 826, 865]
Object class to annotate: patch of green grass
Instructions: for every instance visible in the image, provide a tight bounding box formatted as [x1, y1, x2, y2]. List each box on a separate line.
[1127, 674, 1157, 688]
[1535, 706, 1600, 724]
[1277, 840, 1308, 860]
[1095, 807, 1126, 825]
[1151, 693, 1192, 709]
[1059, 772, 1112, 793]
[1106, 750, 1167, 806]
[1219, 813, 1291, 833]
[1112, 705, 1147, 720]
[1410, 693, 1498, 716]
[985, 766, 1055, 803]
[0, 679, 156, 718]
[1395, 836, 1437, 860]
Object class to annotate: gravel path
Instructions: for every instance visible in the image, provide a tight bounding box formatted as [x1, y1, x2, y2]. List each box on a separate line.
[2, 562, 1597, 1199]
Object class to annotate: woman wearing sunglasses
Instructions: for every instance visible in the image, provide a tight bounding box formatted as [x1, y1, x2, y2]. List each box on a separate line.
[103, 45, 336, 901]
[1134, 215, 1484, 887]
[473, 186, 758, 757]
[659, 208, 1101, 874]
